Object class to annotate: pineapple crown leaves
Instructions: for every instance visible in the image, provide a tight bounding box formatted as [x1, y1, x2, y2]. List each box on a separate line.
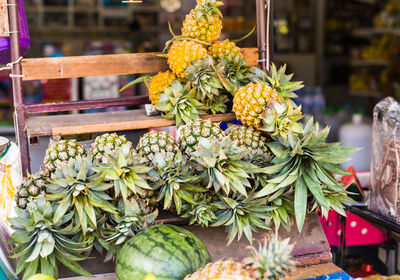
[180, 193, 219, 227]
[102, 198, 158, 256]
[262, 117, 360, 232]
[204, 94, 229, 115]
[148, 151, 205, 214]
[45, 156, 117, 235]
[119, 75, 152, 93]
[217, 56, 249, 92]
[92, 147, 154, 202]
[212, 192, 271, 245]
[248, 64, 304, 98]
[191, 136, 264, 197]
[9, 199, 92, 280]
[243, 236, 296, 280]
[261, 99, 304, 140]
[155, 81, 207, 127]
[195, 0, 224, 20]
[183, 56, 224, 101]
[264, 195, 294, 232]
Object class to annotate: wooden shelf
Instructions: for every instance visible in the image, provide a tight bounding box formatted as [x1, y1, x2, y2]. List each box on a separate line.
[350, 59, 389, 66]
[25, 109, 236, 138]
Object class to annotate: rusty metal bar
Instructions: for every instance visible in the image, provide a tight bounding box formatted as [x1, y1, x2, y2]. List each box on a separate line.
[24, 96, 149, 114]
[8, 0, 30, 176]
[266, 0, 273, 71]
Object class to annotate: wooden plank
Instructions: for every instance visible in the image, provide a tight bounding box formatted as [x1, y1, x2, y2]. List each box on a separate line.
[21, 48, 259, 81]
[60, 263, 341, 280]
[25, 109, 236, 138]
[0, 0, 9, 37]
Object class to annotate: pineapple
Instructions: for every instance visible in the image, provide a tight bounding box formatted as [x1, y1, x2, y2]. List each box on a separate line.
[10, 199, 92, 279]
[177, 119, 225, 155]
[148, 71, 177, 105]
[181, 0, 223, 44]
[208, 39, 243, 63]
[46, 156, 117, 234]
[43, 139, 86, 174]
[263, 117, 360, 232]
[184, 236, 295, 280]
[167, 40, 208, 78]
[137, 130, 180, 164]
[227, 125, 270, 157]
[90, 133, 133, 163]
[147, 151, 203, 214]
[15, 171, 48, 209]
[155, 81, 206, 127]
[232, 64, 304, 140]
[92, 147, 157, 211]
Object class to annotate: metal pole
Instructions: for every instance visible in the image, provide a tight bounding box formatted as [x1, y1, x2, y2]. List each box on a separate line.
[8, 0, 31, 176]
[256, 0, 266, 71]
[266, 0, 273, 71]
[256, 0, 273, 71]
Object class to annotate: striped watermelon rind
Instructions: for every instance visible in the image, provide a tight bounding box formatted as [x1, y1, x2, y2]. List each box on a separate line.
[115, 225, 211, 280]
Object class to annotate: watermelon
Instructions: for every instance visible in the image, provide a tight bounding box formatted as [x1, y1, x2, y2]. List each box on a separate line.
[115, 225, 211, 280]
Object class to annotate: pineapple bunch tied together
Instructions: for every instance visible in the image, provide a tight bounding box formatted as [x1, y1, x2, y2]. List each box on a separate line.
[43, 139, 87, 174]
[181, 0, 223, 44]
[185, 236, 296, 280]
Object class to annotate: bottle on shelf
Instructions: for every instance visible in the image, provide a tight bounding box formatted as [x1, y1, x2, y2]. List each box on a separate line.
[339, 111, 372, 171]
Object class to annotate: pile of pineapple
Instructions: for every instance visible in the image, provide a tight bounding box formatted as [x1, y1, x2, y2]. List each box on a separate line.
[9, 1, 359, 279]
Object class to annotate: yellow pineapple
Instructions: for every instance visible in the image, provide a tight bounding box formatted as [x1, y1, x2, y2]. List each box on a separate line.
[181, 0, 223, 44]
[232, 65, 304, 139]
[148, 71, 177, 105]
[167, 40, 208, 78]
[184, 236, 296, 280]
[208, 39, 243, 63]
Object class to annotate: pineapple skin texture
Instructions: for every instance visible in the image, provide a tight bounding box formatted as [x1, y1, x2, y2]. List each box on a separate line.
[208, 40, 243, 62]
[43, 139, 87, 173]
[148, 71, 176, 105]
[15, 172, 47, 209]
[177, 119, 225, 155]
[90, 133, 132, 162]
[167, 41, 208, 78]
[228, 125, 270, 154]
[182, 10, 222, 44]
[184, 259, 254, 280]
[137, 130, 180, 163]
[232, 82, 283, 128]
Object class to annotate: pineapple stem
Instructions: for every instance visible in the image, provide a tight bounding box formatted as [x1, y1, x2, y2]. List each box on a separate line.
[231, 26, 256, 43]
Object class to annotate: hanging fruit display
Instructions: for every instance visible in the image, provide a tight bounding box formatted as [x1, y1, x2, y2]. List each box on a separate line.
[8, 0, 359, 279]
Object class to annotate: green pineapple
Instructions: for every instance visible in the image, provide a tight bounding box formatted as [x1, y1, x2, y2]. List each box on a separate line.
[147, 151, 203, 214]
[90, 133, 133, 162]
[155, 81, 206, 127]
[263, 117, 360, 231]
[43, 139, 87, 174]
[226, 125, 272, 165]
[137, 131, 180, 164]
[92, 147, 157, 212]
[46, 156, 117, 234]
[9, 199, 92, 279]
[177, 119, 225, 156]
[191, 135, 262, 196]
[184, 236, 295, 280]
[101, 198, 158, 261]
[15, 171, 48, 209]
